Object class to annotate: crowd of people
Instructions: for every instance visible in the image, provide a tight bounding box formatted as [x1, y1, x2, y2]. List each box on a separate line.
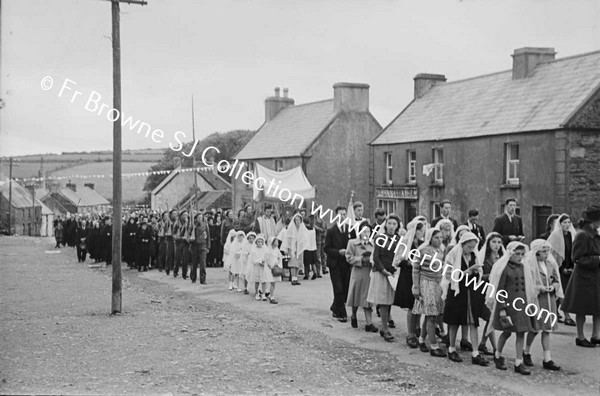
[53, 199, 600, 376]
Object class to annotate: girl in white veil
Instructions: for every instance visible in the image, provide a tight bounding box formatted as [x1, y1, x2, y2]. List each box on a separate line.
[223, 229, 237, 290]
[229, 231, 246, 292]
[280, 213, 309, 286]
[522, 239, 563, 371]
[546, 213, 576, 326]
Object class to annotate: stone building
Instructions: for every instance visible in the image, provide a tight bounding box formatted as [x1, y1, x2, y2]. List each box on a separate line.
[234, 84, 382, 216]
[370, 47, 600, 239]
[0, 181, 43, 236]
[150, 166, 231, 212]
[43, 182, 110, 215]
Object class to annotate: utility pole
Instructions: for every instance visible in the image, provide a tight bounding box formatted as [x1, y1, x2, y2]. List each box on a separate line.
[109, 0, 147, 314]
[7, 157, 13, 235]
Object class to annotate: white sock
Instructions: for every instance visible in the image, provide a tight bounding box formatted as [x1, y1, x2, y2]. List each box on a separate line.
[430, 343, 439, 350]
[472, 351, 478, 358]
[448, 347, 456, 353]
[524, 346, 530, 354]
[292, 276, 298, 281]
[494, 351, 501, 359]
[515, 358, 522, 366]
[543, 351, 551, 362]
[419, 337, 425, 344]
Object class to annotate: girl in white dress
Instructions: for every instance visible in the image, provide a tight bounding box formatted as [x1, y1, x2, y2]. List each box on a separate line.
[249, 234, 269, 300]
[265, 236, 282, 304]
[280, 214, 309, 286]
[223, 229, 237, 290]
[229, 231, 245, 292]
[241, 232, 257, 295]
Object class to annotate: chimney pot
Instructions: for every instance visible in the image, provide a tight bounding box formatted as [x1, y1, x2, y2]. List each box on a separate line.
[413, 74, 446, 99]
[66, 182, 76, 192]
[283, 88, 289, 98]
[84, 183, 95, 190]
[274, 87, 280, 97]
[265, 87, 294, 122]
[333, 82, 370, 112]
[512, 47, 556, 79]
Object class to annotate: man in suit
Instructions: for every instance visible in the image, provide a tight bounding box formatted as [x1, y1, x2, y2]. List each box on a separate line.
[431, 199, 459, 230]
[324, 206, 351, 322]
[492, 197, 525, 246]
[465, 209, 485, 249]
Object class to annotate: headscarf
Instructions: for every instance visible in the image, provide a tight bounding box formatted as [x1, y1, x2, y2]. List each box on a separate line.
[417, 226, 441, 251]
[266, 236, 283, 268]
[485, 241, 535, 335]
[546, 214, 576, 263]
[452, 225, 471, 245]
[476, 232, 506, 266]
[223, 229, 237, 254]
[441, 232, 481, 298]
[393, 216, 427, 265]
[525, 239, 564, 299]
[280, 213, 309, 259]
[230, 230, 246, 257]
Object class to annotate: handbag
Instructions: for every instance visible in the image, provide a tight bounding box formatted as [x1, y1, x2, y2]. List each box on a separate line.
[271, 266, 284, 277]
[498, 314, 513, 330]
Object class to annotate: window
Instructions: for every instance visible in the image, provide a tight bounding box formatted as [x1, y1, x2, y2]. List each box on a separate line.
[378, 199, 397, 216]
[505, 143, 519, 184]
[500, 204, 521, 216]
[274, 159, 283, 172]
[432, 148, 443, 184]
[384, 152, 393, 185]
[408, 150, 416, 183]
[431, 202, 441, 220]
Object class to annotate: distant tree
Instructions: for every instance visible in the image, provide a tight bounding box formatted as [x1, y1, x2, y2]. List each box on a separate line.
[143, 129, 256, 192]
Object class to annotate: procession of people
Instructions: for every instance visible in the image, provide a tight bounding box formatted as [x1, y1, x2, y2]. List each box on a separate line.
[53, 199, 600, 377]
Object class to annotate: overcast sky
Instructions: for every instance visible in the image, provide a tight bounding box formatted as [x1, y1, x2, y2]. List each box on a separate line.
[1, 0, 599, 156]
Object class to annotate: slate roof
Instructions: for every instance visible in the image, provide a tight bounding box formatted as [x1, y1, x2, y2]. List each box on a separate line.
[235, 100, 337, 160]
[0, 181, 40, 208]
[177, 190, 232, 211]
[371, 50, 600, 145]
[152, 167, 230, 196]
[59, 186, 109, 207]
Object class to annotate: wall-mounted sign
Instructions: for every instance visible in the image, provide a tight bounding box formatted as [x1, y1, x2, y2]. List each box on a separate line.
[376, 186, 418, 200]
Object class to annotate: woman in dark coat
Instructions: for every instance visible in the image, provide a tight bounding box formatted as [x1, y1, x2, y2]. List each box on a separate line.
[561, 205, 600, 347]
[123, 217, 138, 268]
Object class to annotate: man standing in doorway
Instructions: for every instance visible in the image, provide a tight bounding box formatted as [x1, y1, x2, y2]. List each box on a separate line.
[465, 209, 485, 249]
[493, 197, 525, 246]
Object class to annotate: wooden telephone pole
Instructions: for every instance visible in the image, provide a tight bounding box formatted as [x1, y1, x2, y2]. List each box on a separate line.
[109, 0, 147, 314]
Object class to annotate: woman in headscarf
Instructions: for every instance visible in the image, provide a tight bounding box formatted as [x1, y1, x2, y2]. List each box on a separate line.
[539, 214, 559, 240]
[487, 241, 538, 375]
[476, 232, 505, 356]
[561, 205, 600, 348]
[367, 214, 402, 342]
[412, 227, 446, 357]
[123, 216, 138, 268]
[393, 216, 427, 348]
[223, 229, 237, 290]
[437, 219, 455, 255]
[441, 232, 488, 366]
[522, 239, 562, 371]
[345, 221, 377, 332]
[249, 234, 269, 300]
[280, 213, 309, 286]
[546, 213, 576, 326]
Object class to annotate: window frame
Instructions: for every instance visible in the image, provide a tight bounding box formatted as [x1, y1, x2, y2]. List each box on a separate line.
[384, 152, 393, 185]
[505, 143, 520, 185]
[274, 159, 283, 172]
[432, 148, 443, 184]
[408, 150, 417, 183]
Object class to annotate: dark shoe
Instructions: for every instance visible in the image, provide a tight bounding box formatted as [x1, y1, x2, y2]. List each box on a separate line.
[380, 331, 394, 342]
[564, 318, 576, 326]
[338, 317, 348, 323]
[200, 281, 207, 285]
[514, 363, 531, 375]
[298, 270, 304, 275]
[191, 280, 196, 284]
[591, 337, 600, 345]
[322, 270, 329, 275]
[244, 289, 249, 295]
[406, 336, 418, 349]
[350, 317, 358, 328]
[522, 352, 534, 367]
[166, 270, 170, 275]
[292, 280, 301, 286]
[388, 320, 396, 328]
[173, 274, 178, 278]
[494, 356, 507, 370]
[317, 275, 322, 278]
[448, 351, 462, 363]
[311, 273, 317, 280]
[472, 354, 489, 366]
[478, 344, 494, 356]
[430, 348, 446, 357]
[365, 324, 378, 333]
[542, 360, 561, 371]
[460, 339, 473, 351]
[303, 276, 309, 280]
[575, 338, 595, 348]
[419, 343, 429, 353]
[182, 276, 188, 280]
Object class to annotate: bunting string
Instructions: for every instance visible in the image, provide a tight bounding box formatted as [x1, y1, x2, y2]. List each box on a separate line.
[12, 166, 213, 183]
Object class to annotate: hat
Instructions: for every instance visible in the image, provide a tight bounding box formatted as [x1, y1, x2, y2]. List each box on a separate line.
[583, 205, 600, 222]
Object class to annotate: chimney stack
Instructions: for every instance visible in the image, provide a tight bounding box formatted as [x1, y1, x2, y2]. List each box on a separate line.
[333, 82, 370, 112]
[413, 74, 446, 99]
[84, 183, 95, 190]
[512, 47, 556, 79]
[265, 87, 294, 122]
[66, 181, 76, 192]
